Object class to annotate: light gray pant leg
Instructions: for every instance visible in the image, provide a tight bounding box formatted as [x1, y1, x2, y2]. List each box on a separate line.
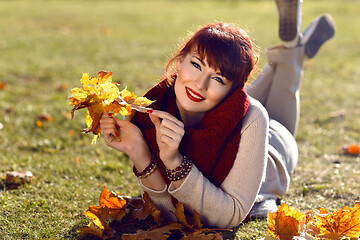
[248, 46, 304, 199]
[246, 64, 275, 106]
[247, 45, 305, 136]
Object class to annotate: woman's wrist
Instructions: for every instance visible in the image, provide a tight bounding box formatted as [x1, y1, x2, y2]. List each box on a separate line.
[133, 157, 157, 179]
[162, 153, 183, 170]
[165, 155, 193, 182]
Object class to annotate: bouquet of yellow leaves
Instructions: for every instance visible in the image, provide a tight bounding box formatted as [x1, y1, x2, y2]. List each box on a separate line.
[69, 71, 154, 143]
[261, 202, 360, 240]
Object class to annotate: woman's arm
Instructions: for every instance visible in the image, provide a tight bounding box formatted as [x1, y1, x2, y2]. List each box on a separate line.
[167, 100, 269, 228]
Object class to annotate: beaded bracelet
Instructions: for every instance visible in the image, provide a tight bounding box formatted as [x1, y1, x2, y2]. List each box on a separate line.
[133, 158, 157, 179]
[165, 155, 193, 181]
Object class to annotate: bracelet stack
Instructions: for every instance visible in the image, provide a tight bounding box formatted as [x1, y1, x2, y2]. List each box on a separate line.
[133, 158, 157, 179]
[165, 155, 192, 181]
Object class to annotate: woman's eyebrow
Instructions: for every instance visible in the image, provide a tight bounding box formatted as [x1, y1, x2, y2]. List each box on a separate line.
[194, 56, 206, 66]
[194, 56, 224, 77]
[216, 72, 224, 77]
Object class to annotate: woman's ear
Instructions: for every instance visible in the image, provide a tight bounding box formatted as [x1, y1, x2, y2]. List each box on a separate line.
[176, 59, 181, 72]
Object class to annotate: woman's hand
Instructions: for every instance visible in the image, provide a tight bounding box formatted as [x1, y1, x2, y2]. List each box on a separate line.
[99, 113, 150, 161]
[149, 110, 185, 168]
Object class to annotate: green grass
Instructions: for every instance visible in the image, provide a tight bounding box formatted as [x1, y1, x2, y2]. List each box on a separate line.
[0, 0, 359, 239]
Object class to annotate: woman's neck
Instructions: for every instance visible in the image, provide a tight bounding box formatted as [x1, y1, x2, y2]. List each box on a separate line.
[176, 99, 205, 128]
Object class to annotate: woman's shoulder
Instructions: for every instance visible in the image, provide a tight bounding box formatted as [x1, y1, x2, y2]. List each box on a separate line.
[242, 97, 269, 130]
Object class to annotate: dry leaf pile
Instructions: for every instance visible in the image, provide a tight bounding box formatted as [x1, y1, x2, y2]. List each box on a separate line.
[0, 170, 34, 190]
[68, 71, 154, 143]
[79, 187, 224, 240]
[262, 202, 360, 240]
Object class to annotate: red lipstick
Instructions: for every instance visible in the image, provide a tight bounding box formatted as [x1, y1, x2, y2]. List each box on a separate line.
[185, 87, 205, 102]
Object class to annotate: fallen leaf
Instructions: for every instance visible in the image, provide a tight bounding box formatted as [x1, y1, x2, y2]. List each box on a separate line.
[79, 187, 127, 238]
[79, 208, 114, 239]
[174, 202, 203, 230]
[121, 223, 183, 240]
[78, 221, 105, 238]
[74, 157, 81, 163]
[267, 202, 304, 240]
[69, 129, 75, 136]
[342, 144, 359, 156]
[36, 114, 52, 122]
[310, 203, 360, 239]
[35, 114, 52, 128]
[99, 187, 127, 221]
[128, 192, 162, 226]
[3, 171, 33, 189]
[36, 120, 44, 128]
[0, 81, 6, 89]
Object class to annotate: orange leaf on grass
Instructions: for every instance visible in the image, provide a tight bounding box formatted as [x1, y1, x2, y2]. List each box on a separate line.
[99, 187, 127, 221]
[310, 202, 360, 239]
[0, 82, 6, 89]
[79, 187, 127, 238]
[36, 120, 44, 128]
[35, 114, 52, 128]
[267, 202, 304, 240]
[342, 144, 359, 156]
[79, 208, 114, 239]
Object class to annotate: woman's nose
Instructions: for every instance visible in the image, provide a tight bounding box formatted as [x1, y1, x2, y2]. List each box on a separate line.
[194, 74, 208, 91]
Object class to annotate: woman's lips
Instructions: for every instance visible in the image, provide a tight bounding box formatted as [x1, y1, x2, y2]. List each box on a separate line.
[185, 87, 205, 102]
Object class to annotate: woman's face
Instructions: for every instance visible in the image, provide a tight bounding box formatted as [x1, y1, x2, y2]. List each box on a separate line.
[174, 52, 233, 115]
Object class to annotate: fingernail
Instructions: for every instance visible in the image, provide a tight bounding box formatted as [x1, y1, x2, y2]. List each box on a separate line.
[147, 110, 153, 114]
[108, 113, 114, 116]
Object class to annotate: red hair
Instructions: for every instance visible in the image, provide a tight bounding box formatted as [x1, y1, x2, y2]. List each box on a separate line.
[166, 22, 258, 89]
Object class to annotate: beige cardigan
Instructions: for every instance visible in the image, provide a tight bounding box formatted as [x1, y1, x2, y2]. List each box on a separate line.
[140, 97, 270, 228]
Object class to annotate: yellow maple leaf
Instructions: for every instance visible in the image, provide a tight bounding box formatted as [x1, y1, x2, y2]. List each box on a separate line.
[116, 88, 155, 115]
[69, 71, 154, 143]
[69, 71, 117, 144]
[267, 202, 304, 240]
[79, 209, 109, 238]
[311, 203, 360, 239]
[78, 221, 105, 238]
[79, 187, 127, 238]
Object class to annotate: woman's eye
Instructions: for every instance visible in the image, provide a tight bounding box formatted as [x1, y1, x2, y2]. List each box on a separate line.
[191, 61, 201, 70]
[214, 77, 225, 85]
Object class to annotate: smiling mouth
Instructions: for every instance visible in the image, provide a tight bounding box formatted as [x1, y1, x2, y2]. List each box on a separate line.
[185, 87, 205, 102]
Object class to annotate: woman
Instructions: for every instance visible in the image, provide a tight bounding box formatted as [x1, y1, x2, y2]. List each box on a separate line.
[99, 6, 335, 228]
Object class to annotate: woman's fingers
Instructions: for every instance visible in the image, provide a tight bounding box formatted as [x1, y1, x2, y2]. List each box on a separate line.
[100, 113, 121, 141]
[149, 110, 185, 147]
[150, 110, 184, 128]
[159, 125, 183, 143]
[149, 112, 161, 129]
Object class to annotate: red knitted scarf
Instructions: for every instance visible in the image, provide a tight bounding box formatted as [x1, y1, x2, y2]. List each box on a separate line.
[131, 79, 250, 187]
